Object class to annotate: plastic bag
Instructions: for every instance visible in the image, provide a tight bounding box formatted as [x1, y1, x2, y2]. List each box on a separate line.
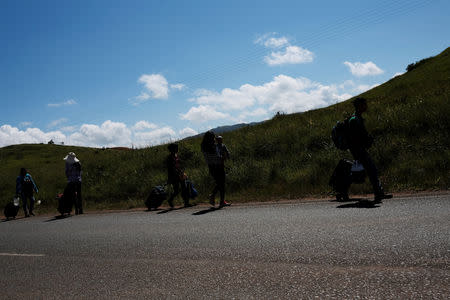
[351, 160, 364, 172]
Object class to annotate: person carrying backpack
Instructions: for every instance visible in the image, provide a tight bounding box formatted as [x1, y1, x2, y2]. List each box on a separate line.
[347, 97, 392, 203]
[16, 168, 38, 217]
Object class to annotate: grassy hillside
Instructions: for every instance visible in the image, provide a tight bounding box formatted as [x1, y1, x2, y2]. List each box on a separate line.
[1, 48, 449, 211]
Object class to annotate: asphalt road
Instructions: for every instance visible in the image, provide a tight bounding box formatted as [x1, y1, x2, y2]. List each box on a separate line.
[1, 194, 449, 299]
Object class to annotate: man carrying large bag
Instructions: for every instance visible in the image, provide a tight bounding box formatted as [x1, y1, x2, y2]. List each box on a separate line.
[347, 97, 392, 203]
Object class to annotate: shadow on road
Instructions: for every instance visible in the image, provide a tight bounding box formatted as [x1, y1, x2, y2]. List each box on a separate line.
[330, 197, 367, 203]
[1, 218, 17, 223]
[157, 208, 177, 214]
[156, 204, 198, 214]
[337, 200, 380, 209]
[44, 215, 72, 222]
[192, 207, 219, 215]
[2, 216, 32, 223]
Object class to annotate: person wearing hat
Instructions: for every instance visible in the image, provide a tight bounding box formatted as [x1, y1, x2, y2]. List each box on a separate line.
[201, 131, 231, 208]
[16, 168, 39, 217]
[64, 152, 83, 214]
[216, 135, 230, 162]
[348, 97, 392, 203]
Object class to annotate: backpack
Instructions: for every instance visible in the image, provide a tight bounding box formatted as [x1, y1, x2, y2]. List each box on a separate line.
[23, 176, 34, 194]
[331, 117, 350, 150]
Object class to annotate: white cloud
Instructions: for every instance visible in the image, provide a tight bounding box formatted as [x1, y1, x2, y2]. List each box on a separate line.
[182, 74, 358, 124]
[170, 83, 186, 90]
[343, 61, 384, 77]
[392, 72, 404, 78]
[48, 99, 77, 107]
[48, 118, 68, 128]
[255, 33, 289, 48]
[138, 74, 169, 99]
[129, 92, 151, 106]
[60, 126, 78, 132]
[0, 125, 66, 147]
[137, 92, 150, 100]
[238, 108, 268, 120]
[257, 33, 314, 66]
[67, 121, 179, 147]
[131, 74, 186, 105]
[179, 127, 198, 139]
[191, 88, 255, 111]
[134, 127, 176, 146]
[180, 105, 230, 123]
[0, 121, 195, 148]
[133, 120, 158, 131]
[265, 46, 314, 66]
[263, 37, 289, 48]
[69, 121, 132, 148]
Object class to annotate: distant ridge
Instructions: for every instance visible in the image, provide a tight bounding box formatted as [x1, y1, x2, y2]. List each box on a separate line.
[190, 121, 262, 138]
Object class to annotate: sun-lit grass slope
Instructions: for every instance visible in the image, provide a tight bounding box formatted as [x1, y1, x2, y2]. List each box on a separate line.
[1, 47, 449, 210]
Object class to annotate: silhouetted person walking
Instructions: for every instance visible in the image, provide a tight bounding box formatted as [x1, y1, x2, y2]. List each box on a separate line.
[166, 143, 192, 209]
[348, 97, 392, 203]
[16, 168, 38, 217]
[201, 131, 230, 208]
[64, 152, 83, 214]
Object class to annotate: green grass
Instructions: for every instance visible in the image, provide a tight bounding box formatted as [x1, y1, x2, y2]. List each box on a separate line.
[1, 47, 449, 211]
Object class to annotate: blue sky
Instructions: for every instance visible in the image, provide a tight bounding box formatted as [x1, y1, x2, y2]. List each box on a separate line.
[1, 0, 449, 147]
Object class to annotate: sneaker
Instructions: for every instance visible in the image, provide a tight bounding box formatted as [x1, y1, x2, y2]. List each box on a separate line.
[29, 212, 35, 216]
[219, 201, 231, 208]
[375, 193, 393, 202]
[168, 200, 174, 209]
[336, 193, 349, 202]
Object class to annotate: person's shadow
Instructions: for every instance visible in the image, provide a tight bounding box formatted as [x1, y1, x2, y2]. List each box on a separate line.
[193, 207, 221, 215]
[1, 217, 19, 223]
[157, 208, 180, 214]
[44, 214, 72, 222]
[336, 199, 380, 209]
[156, 204, 198, 214]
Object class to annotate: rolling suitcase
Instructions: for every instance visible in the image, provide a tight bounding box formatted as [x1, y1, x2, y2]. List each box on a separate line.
[4, 197, 20, 219]
[145, 185, 168, 210]
[329, 159, 366, 201]
[57, 186, 74, 216]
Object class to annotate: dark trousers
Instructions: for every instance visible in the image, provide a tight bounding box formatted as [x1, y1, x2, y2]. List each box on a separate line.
[21, 192, 35, 214]
[350, 148, 383, 196]
[209, 165, 226, 203]
[67, 182, 83, 213]
[168, 179, 189, 206]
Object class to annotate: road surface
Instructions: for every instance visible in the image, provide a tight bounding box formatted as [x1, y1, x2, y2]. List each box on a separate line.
[1, 194, 449, 299]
